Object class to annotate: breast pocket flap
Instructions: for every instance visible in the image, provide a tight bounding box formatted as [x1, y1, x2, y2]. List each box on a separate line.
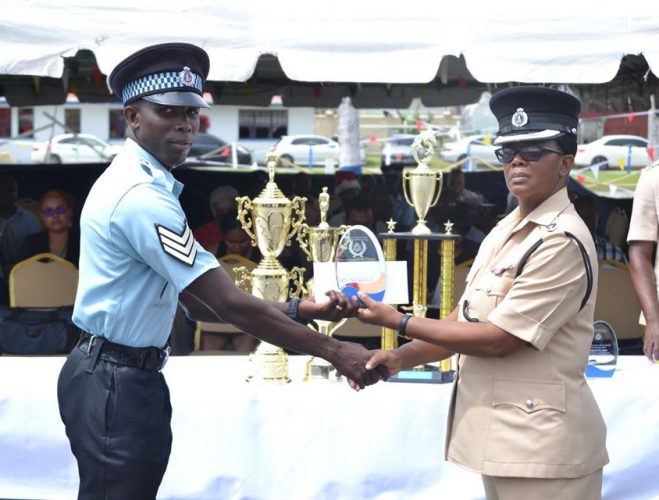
[493, 379, 566, 414]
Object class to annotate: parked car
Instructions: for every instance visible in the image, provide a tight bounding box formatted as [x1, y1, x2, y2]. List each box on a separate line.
[187, 133, 253, 165]
[273, 134, 340, 167]
[380, 134, 417, 168]
[439, 134, 500, 167]
[30, 133, 122, 163]
[575, 134, 649, 169]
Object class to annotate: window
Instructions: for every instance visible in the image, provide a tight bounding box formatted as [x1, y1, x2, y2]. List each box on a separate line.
[239, 110, 287, 139]
[0, 108, 9, 137]
[109, 109, 126, 138]
[18, 108, 34, 137]
[65, 109, 81, 133]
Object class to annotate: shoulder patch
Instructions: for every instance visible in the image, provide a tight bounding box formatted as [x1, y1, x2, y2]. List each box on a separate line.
[155, 221, 197, 266]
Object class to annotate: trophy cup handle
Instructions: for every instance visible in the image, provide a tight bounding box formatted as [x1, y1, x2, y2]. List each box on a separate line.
[288, 266, 307, 299]
[430, 170, 443, 208]
[234, 266, 253, 292]
[287, 197, 307, 246]
[236, 196, 256, 245]
[297, 223, 312, 261]
[402, 170, 413, 207]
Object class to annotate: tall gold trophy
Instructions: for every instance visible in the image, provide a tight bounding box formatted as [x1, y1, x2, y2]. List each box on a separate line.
[236, 152, 307, 383]
[298, 187, 347, 380]
[402, 130, 443, 235]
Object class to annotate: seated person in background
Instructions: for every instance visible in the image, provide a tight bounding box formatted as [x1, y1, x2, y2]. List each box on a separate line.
[18, 189, 79, 266]
[573, 195, 628, 265]
[291, 172, 320, 227]
[442, 167, 487, 206]
[367, 185, 395, 235]
[200, 213, 261, 353]
[0, 174, 41, 262]
[383, 169, 416, 232]
[193, 185, 239, 253]
[344, 194, 375, 231]
[329, 171, 361, 226]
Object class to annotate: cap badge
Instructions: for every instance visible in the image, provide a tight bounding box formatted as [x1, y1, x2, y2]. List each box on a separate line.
[512, 108, 528, 128]
[179, 66, 195, 87]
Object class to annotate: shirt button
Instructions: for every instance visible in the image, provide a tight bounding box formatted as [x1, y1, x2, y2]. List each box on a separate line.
[525, 399, 535, 410]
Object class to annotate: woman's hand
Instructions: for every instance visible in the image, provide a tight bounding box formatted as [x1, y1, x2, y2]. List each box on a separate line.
[346, 348, 402, 391]
[299, 290, 360, 322]
[355, 291, 403, 330]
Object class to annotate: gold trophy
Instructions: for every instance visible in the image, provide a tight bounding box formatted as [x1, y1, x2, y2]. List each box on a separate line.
[235, 152, 307, 383]
[298, 187, 348, 380]
[402, 130, 443, 234]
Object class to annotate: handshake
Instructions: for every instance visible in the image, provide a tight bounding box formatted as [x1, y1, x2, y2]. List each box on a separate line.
[301, 291, 405, 390]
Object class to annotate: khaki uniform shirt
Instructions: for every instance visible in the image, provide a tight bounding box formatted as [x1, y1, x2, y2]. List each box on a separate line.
[446, 189, 609, 478]
[626, 163, 659, 325]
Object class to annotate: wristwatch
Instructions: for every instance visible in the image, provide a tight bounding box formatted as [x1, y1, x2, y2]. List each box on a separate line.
[287, 297, 309, 325]
[397, 313, 413, 338]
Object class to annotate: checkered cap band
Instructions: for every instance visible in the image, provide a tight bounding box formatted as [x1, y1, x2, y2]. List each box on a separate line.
[121, 71, 203, 103]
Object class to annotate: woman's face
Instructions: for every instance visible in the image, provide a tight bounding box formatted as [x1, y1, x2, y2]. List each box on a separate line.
[224, 227, 252, 257]
[502, 140, 572, 211]
[41, 195, 73, 234]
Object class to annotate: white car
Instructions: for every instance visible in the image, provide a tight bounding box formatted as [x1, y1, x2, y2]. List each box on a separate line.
[439, 134, 500, 167]
[31, 133, 122, 163]
[575, 135, 650, 169]
[272, 135, 340, 167]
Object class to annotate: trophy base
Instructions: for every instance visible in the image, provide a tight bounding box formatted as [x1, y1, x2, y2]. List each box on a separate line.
[303, 357, 340, 382]
[388, 365, 455, 384]
[246, 344, 291, 384]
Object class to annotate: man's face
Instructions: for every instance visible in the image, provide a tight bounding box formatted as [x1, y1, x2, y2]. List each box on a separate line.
[224, 228, 252, 257]
[125, 100, 200, 168]
[346, 207, 374, 228]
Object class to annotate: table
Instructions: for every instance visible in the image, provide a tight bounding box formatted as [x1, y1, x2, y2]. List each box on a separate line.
[1, 355, 658, 499]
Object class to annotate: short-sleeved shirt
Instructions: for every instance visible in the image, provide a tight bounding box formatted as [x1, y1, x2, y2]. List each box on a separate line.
[73, 139, 219, 348]
[446, 188, 608, 479]
[9, 206, 41, 249]
[627, 164, 659, 325]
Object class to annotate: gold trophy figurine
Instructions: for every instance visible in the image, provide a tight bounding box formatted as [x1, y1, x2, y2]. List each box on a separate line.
[235, 152, 307, 383]
[298, 187, 348, 380]
[402, 130, 443, 234]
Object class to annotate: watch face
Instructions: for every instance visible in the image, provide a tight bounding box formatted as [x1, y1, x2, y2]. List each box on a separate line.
[335, 225, 386, 303]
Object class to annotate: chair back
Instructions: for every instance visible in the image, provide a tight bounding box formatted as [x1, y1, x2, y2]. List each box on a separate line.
[9, 253, 78, 307]
[594, 261, 642, 340]
[219, 254, 258, 284]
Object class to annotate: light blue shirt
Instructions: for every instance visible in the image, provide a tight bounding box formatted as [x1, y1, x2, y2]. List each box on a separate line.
[9, 206, 41, 249]
[73, 139, 219, 347]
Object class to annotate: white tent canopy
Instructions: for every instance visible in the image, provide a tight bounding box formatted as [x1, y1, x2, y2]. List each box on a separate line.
[1, 0, 658, 107]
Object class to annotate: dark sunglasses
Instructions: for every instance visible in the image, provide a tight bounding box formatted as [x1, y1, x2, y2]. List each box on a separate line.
[41, 206, 68, 217]
[495, 146, 564, 163]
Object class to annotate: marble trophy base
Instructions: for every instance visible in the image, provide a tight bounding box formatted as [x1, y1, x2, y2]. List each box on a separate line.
[304, 356, 340, 382]
[389, 365, 454, 384]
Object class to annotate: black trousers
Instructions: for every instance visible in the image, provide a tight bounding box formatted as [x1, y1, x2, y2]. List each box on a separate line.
[58, 342, 173, 500]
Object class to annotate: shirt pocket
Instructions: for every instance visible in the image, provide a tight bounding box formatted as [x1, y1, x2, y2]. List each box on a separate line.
[462, 273, 515, 322]
[486, 378, 567, 464]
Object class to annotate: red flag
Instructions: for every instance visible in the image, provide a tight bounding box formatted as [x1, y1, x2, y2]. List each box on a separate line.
[647, 147, 655, 161]
[415, 119, 423, 131]
[627, 112, 634, 123]
[576, 175, 586, 184]
[369, 135, 377, 143]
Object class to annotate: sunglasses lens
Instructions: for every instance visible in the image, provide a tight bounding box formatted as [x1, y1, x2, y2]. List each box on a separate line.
[495, 148, 515, 163]
[520, 147, 543, 161]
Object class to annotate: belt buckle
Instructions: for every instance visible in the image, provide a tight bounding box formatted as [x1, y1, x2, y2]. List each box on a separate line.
[159, 346, 171, 371]
[86, 335, 98, 354]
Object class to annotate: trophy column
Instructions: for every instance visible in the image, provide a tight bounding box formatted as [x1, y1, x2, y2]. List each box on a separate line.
[235, 153, 307, 383]
[298, 187, 348, 380]
[381, 219, 398, 351]
[439, 222, 456, 382]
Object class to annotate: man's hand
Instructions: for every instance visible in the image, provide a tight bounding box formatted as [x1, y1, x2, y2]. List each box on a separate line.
[346, 349, 402, 391]
[299, 291, 360, 322]
[644, 322, 659, 362]
[331, 340, 389, 390]
[355, 291, 403, 330]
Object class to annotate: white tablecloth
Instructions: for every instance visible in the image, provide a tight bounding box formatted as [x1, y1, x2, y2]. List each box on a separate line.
[1, 355, 658, 500]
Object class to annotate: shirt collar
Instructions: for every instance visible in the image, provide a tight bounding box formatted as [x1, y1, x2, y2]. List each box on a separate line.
[123, 138, 184, 197]
[497, 189, 571, 234]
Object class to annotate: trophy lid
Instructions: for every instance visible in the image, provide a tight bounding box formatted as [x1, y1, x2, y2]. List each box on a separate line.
[255, 152, 289, 204]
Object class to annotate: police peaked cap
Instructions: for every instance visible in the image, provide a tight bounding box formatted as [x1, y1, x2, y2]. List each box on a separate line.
[108, 42, 210, 108]
[489, 86, 580, 145]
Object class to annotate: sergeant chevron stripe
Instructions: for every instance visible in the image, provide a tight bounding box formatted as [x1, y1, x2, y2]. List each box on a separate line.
[155, 222, 197, 266]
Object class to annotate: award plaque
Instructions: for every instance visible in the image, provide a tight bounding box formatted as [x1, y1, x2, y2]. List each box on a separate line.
[335, 225, 386, 303]
[585, 320, 619, 378]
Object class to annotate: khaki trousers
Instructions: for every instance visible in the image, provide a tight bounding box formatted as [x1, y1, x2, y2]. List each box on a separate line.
[482, 468, 603, 500]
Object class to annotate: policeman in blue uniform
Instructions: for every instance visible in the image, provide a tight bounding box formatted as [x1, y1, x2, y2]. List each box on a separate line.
[57, 43, 385, 499]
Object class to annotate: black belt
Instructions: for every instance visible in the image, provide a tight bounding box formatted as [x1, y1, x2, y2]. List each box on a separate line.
[77, 333, 170, 372]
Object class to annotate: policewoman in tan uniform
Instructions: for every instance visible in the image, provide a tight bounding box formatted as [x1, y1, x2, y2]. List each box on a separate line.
[355, 86, 609, 500]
